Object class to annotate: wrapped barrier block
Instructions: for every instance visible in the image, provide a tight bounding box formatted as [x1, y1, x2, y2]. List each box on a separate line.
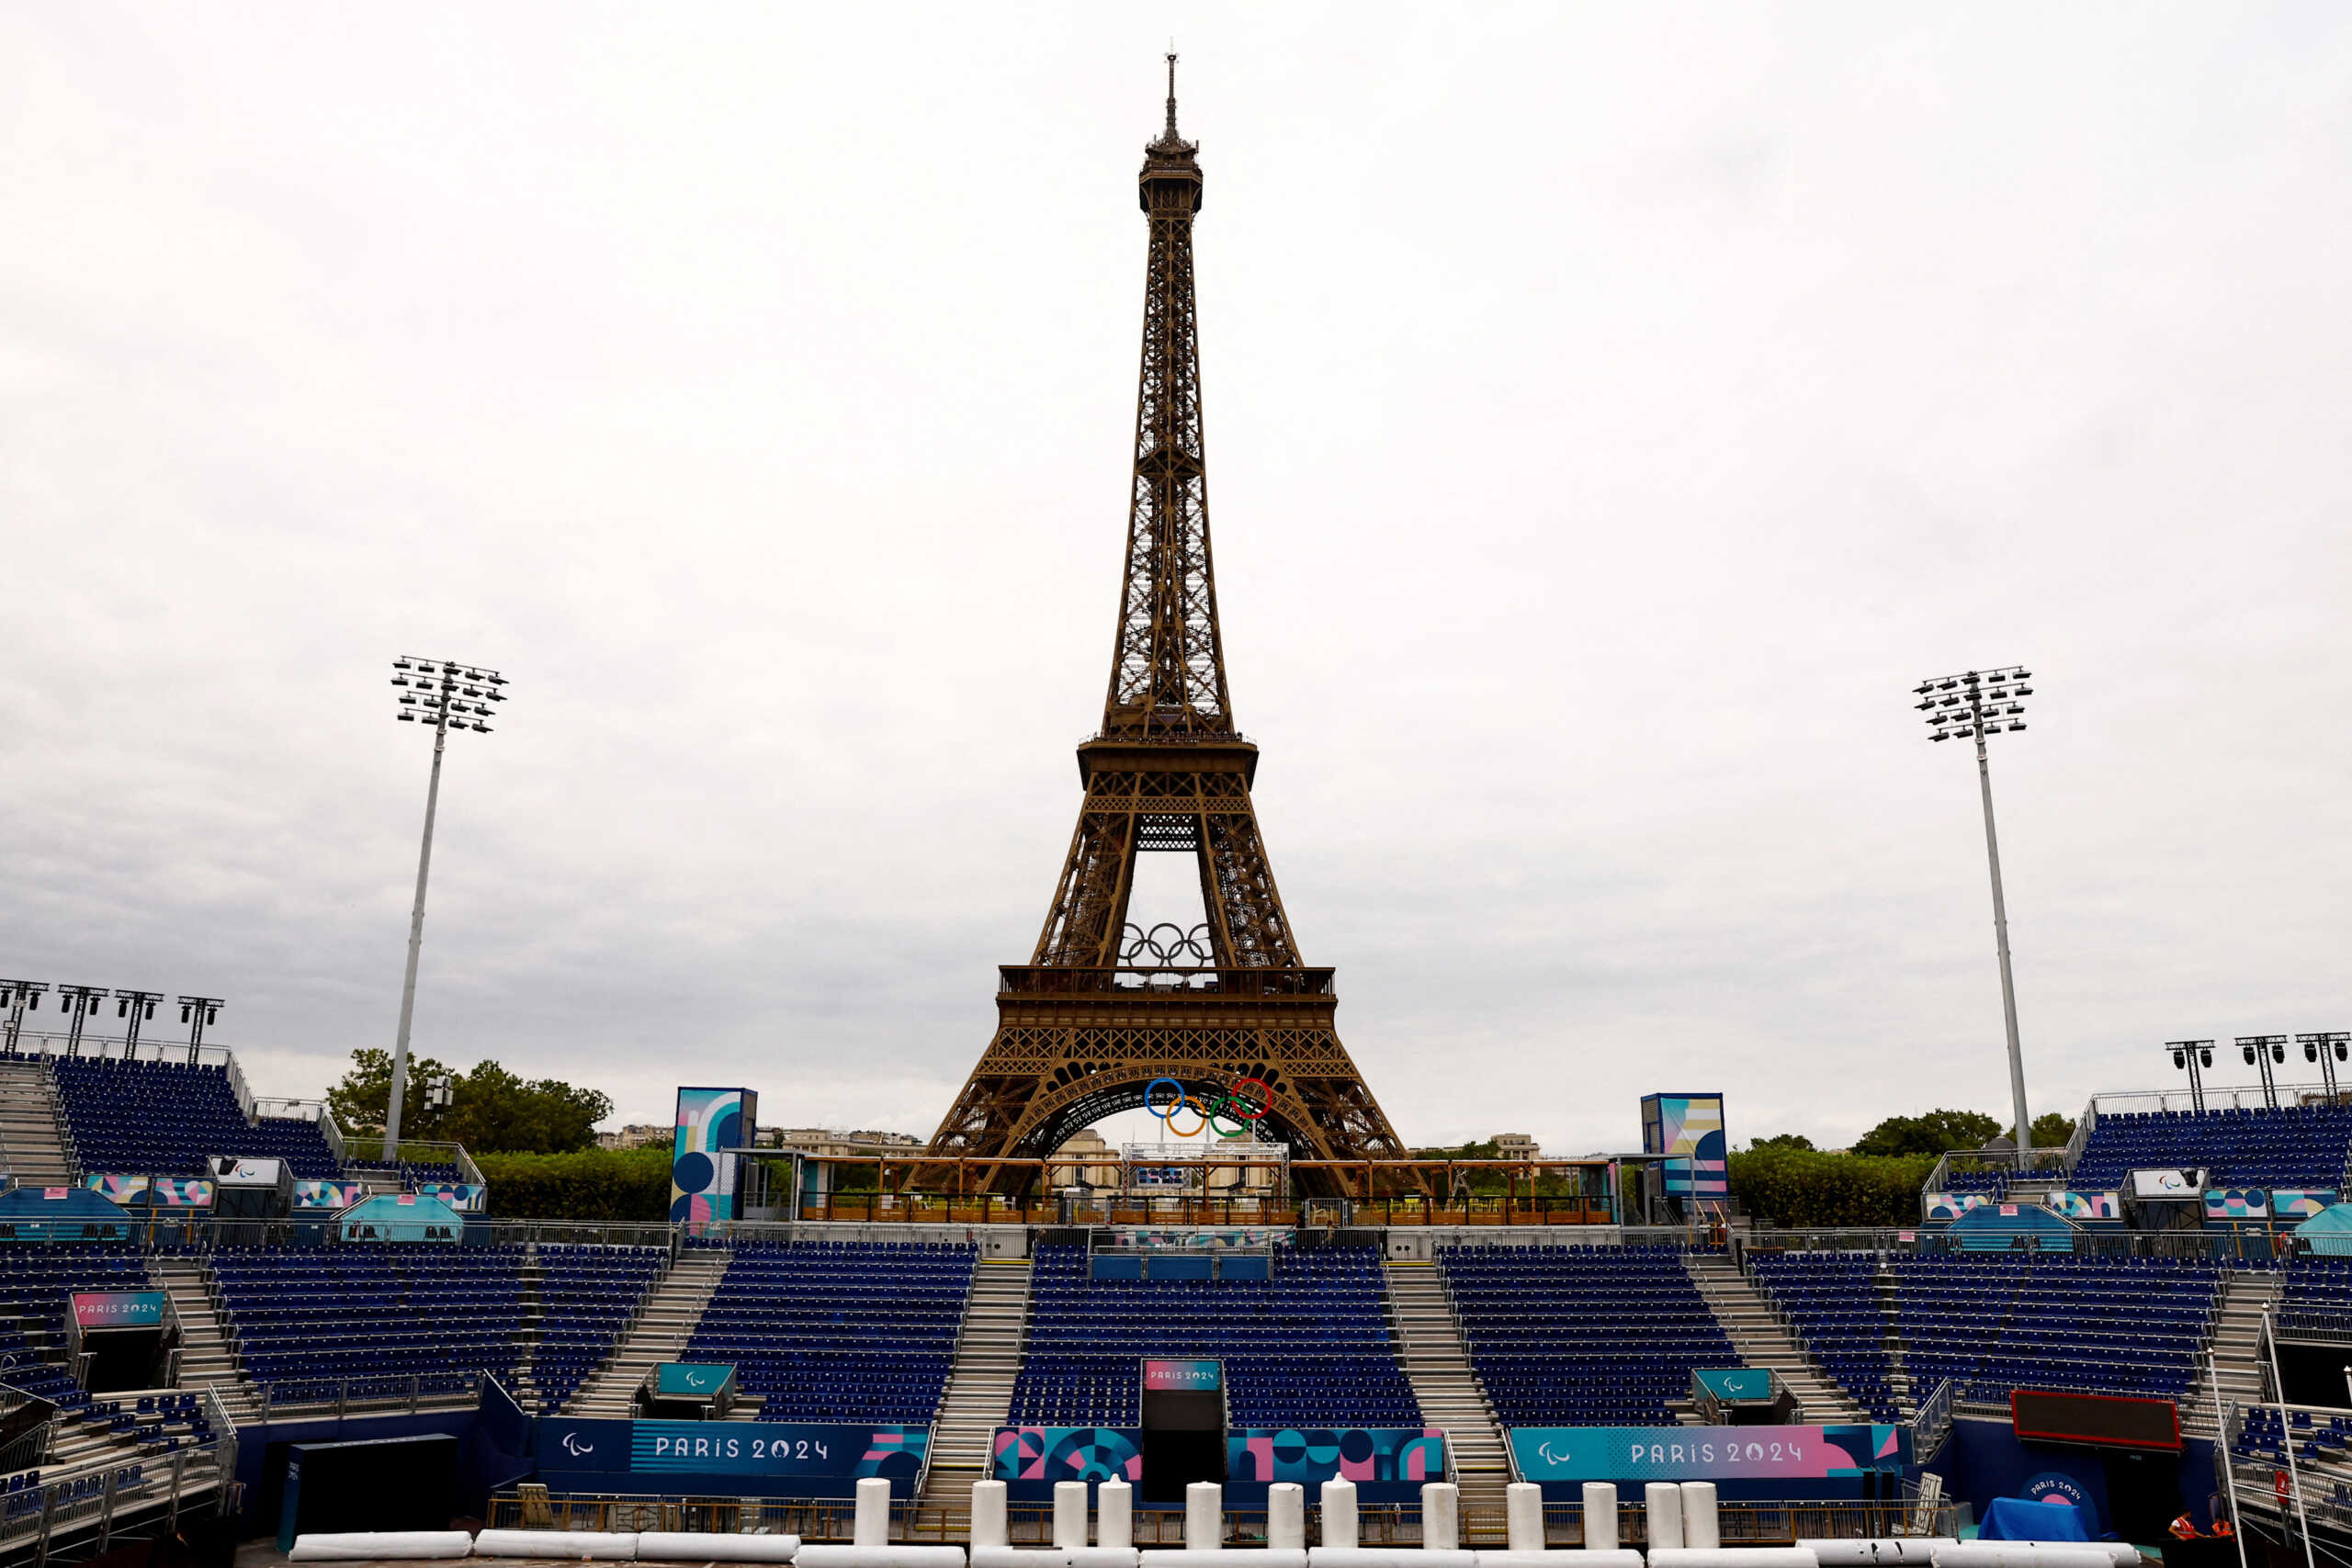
[474, 1529, 640, 1560]
[1930, 1549, 2119, 1568]
[637, 1533, 802, 1562]
[1306, 1553, 1478, 1568]
[1581, 1483, 1619, 1552]
[796, 1552, 968, 1568]
[971, 1553, 1138, 1568]
[1801, 1543, 1959, 1565]
[288, 1532, 475, 1561]
[1479, 1556, 1642, 1568]
[1648, 1551, 1822, 1568]
[1645, 1486, 1684, 1552]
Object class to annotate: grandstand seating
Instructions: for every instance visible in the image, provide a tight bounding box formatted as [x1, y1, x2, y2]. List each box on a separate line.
[0, 1245, 153, 1416]
[1748, 1251, 1900, 1422]
[2071, 1104, 2352, 1190]
[684, 1241, 975, 1425]
[211, 1244, 527, 1404]
[1008, 1245, 1419, 1428]
[51, 1058, 340, 1179]
[532, 1245, 667, 1413]
[1892, 1253, 2222, 1403]
[2283, 1258, 2352, 1321]
[1439, 1244, 1733, 1427]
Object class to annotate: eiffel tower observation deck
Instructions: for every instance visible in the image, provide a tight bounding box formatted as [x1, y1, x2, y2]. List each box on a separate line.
[925, 61, 1409, 1197]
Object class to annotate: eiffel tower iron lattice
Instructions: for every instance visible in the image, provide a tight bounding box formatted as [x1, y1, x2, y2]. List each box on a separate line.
[925, 61, 1409, 1194]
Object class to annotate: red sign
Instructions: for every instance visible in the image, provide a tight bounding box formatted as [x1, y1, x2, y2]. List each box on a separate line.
[2278, 1470, 2291, 1503]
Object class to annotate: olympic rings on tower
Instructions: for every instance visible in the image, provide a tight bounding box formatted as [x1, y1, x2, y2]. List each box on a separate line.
[1142, 1077, 1272, 1139]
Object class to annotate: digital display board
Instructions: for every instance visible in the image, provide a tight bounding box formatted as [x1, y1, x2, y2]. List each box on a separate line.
[2011, 1390, 2180, 1451]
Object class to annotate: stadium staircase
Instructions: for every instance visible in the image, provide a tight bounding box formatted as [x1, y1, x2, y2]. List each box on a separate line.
[564, 1248, 731, 1417]
[1380, 1260, 1510, 1519]
[2186, 1269, 2283, 1438]
[1685, 1255, 1866, 1422]
[0, 1059, 75, 1187]
[149, 1258, 261, 1423]
[917, 1256, 1033, 1510]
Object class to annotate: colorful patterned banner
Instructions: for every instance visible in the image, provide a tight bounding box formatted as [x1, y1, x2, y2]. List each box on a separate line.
[2041, 1191, 2121, 1220]
[151, 1178, 214, 1208]
[293, 1179, 366, 1212]
[2205, 1188, 2269, 1220]
[1643, 1092, 1728, 1200]
[2273, 1190, 2337, 1220]
[83, 1174, 149, 1204]
[412, 1181, 485, 1213]
[1923, 1192, 1991, 1222]
[992, 1427, 1142, 1483]
[670, 1087, 757, 1225]
[1229, 1427, 1446, 1485]
[1144, 1358, 1221, 1392]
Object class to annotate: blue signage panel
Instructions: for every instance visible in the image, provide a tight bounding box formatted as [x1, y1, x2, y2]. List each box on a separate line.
[1693, 1369, 1774, 1403]
[1511, 1424, 1909, 1486]
[534, 1417, 927, 1498]
[1143, 1359, 1222, 1392]
[654, 1363, 737, 1399]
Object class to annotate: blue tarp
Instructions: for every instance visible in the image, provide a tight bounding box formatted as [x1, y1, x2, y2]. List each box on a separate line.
[1949, 1201, 2077, 1252]
[0, 1185, 133, 1240]
[2296, 1203, 2352, 1257]
[1980, 1495, 2092, 1540]
[338, 1193, 462, 1243]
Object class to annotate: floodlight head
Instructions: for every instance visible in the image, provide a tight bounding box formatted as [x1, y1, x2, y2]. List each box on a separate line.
[2244, 1043, 2257, 1065]
[2172, 1049, 2186, 1069]
[2201, 1047, 2212, 1067]
[2275, 1041, 2288, 1064]
[2309, 1040, 2321, 1063]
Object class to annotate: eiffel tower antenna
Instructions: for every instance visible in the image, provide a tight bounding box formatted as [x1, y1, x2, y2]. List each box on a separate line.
[925, 66, 1408, 1195]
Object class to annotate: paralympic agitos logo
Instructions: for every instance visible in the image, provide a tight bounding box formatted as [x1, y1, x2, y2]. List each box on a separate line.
[1144, 1077, 1273, 1139]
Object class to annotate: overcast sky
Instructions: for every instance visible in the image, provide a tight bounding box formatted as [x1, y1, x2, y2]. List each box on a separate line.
[4, 5, 2347, 1157]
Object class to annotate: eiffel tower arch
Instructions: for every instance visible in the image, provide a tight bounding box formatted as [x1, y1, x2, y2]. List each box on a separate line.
[926, 62, 1409, 1194]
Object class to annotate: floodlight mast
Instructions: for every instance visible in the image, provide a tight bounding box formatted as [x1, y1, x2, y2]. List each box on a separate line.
[2167, 1039, 2213, 1115]
[385, 656, 508, 1161]
[2299, 1032, 2349, 1103]
[1915, 665, 2035, 1152]
[0, 982, 48, 1055]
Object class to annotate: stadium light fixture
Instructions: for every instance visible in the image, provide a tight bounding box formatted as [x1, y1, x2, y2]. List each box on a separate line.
[2166, 1039, 2213, 1115]
[177, 995, 223, 1066]
[114, 988, 164, 1058]
[1913, 664, 2036, 1151]
[2238, 1034, 2287, 1111]
[54, 985, 109, 1056]
[2299, 1032, 2349, 1104]
[384, 656, 510, 1160]
[0, 981, 47, 1056]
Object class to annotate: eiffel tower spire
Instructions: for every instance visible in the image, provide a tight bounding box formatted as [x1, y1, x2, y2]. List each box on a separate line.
[924, 73, 1408, 1192]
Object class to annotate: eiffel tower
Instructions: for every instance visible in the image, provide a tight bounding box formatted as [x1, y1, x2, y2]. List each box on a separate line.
[926, 61, 1409, 1192]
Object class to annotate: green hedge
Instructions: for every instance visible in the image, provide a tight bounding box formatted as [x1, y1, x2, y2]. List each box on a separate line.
[474, 1146, 673, 1221]
[1726, 1146, 1936, 1228]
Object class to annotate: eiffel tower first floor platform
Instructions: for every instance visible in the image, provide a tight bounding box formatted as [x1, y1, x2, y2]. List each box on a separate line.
[922, 965, 1412, 1197]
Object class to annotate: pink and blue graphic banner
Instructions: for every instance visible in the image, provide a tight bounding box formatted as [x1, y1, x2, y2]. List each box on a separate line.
[670, 1087, 757, 1225]
[2042, 1191, 2120, 1221]
[1510, 1424, 1909, 1483]
[1230, 1427, 1445, 1486]
[71, 1290, 167, 1331]
[1924, 1192, 1991, 1222]
[993, 1427, 1142, 1484]
[2274, 1190, 2337, 1220]
[1642, 1092, 1728, 1200]
[1144, 1358, 1222, 1392]
[2205, 1188, 2269, 1220]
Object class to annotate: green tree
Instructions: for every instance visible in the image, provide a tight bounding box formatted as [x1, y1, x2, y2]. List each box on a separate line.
[1727, 1145, 1939, 1227]
[1749, 1133, 1815, 1151]
[2030, 1111, 2075, 1147]
[470, 1146, 673, 1220]
[1852, 1109, 2004, 1159]
[324, 1049, 612, 1155]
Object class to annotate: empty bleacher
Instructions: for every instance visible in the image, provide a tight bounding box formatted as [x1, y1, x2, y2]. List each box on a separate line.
[683, 1240, 975, 1425]
[1748, 1251, 1900, 1422]
[2072, 1103, 2352, 1190]
[0, 1245, 156, 1416]
[1893, 1253, 2222, 1403]
[209, 1244, 528, 1406]
[1009, 1244, 1420, 1429]
[530, 1245, 668, 1414]
[51, 1058, 340, 1179]
[1439, 1244, 1735, 1427]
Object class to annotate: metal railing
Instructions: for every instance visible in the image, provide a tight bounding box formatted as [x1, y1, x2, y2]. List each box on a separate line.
[257, 1368, 490, 1417]
[486, 1495, 1960, 1547]
[1913, 1377, 1956, 1461]
[1, 1419, 236, 1560]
